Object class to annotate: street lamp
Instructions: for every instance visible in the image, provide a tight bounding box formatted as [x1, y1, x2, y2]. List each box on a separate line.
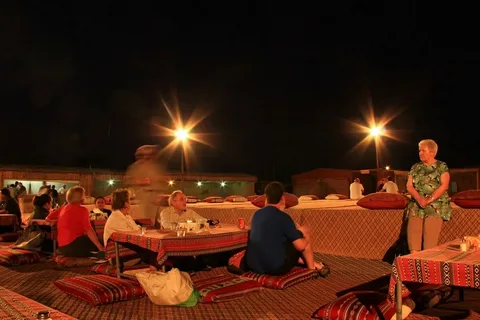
[369, 126, 384, 179]
[175, 129, 189, 191]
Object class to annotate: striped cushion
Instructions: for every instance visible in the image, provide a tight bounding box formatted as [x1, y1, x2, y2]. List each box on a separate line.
[312, 291, 415, 319]
[242, 267, 317, 289]
[203, 196, 224, 203]
[194, 275, 262, 303]
[53, 254, 97, 267]
[0, 249, 41, 267]
[54, 275, 145, 306]
[88, 263, 148, 276]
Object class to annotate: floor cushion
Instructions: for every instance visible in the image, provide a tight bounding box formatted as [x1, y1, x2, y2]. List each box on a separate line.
[227, 249, 247, 274]
[452, 190, 480, 208]
[312, 291, 415, 320]
[203, 196, 224, 203]
[88, 262, 149, 276]
[53, 254, 97, 267]
[225, 195, 248, 202]
[54, 275, 146, 306]
[242, 267, 318, 289]
[357, 192, 409, 209]
[187, 196, 201, 203]
[325, 194, 348, 200]
[194, 274, 263, 303]
[299, 195, 319, 201]
[251, 193, 299, 209]
[0, 249, 42, 267]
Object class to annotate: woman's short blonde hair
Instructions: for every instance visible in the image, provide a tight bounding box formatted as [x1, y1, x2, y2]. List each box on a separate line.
[66, 186, 86, 204]
[168, 190, 184, 206]
[419, 139, 438, 156]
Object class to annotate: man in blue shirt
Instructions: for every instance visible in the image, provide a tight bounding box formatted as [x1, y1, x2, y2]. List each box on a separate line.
[246, 182, 325, 275]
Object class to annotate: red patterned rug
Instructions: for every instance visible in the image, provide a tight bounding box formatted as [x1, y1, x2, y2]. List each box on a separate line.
[0, 253, 478, 319]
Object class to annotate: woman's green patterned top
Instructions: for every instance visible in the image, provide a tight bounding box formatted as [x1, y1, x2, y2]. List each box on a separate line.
[406, 161, 451, 221]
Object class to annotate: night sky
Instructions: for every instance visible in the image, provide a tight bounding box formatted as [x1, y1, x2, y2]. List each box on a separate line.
[1, 2, 478, 182]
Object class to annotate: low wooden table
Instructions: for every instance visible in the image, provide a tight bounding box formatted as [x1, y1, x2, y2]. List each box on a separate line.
[108, 224, 249, 278]
[390, 239, 480, 319]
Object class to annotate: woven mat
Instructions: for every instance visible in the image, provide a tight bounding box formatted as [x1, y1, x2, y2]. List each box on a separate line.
[0, 286, 76, 320]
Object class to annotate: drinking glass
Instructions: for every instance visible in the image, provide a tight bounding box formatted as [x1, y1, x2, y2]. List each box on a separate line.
[176, 228, 186, 237]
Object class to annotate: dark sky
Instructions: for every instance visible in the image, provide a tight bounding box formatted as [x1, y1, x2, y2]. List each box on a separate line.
[1, 2, 478, 182]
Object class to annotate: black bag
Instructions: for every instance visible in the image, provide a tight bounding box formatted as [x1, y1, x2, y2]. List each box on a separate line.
[382, 209, 410, 264]
[13, 222, 46, 251]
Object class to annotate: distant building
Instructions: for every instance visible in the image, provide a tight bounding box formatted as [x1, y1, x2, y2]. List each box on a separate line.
[292, 167, 479, 198]
[0, 165, 257, 198]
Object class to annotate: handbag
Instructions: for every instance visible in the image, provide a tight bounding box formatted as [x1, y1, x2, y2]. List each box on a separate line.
[135, 268, 198, 306]
[13, 222, 46, 251]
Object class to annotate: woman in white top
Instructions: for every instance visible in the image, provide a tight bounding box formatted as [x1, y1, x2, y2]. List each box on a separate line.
[104, 189, 161, 271]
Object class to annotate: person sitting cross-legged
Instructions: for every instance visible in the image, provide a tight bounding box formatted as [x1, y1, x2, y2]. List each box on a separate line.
[104, 189, 162, 271]
[246, 182, 329, 276]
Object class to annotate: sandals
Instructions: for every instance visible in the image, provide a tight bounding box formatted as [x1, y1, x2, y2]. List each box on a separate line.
[315, 263, 331, 278]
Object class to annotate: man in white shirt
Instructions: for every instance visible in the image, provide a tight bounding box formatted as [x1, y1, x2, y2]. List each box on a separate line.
[159, 190, 206, 229]
[382, 176, 399, 193]
[349, 178, 364, 200]
[160, 190, 213, 272]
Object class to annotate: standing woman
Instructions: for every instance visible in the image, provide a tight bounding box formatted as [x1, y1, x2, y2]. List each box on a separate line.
[406, 139, 451, 252]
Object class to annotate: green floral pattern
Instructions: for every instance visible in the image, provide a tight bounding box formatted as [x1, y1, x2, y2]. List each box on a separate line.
[406, 161, 451, 221]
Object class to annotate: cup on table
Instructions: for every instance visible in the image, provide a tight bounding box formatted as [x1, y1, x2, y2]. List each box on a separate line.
[141, 227, 147, 236]
[176, 228, 186, 237]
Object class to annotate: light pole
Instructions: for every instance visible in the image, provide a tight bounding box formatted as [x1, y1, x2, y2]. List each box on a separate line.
[175, 129, 189, 192]
[369, 126, 384, 181]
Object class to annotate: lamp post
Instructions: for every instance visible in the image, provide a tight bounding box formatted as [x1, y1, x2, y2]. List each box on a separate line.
[369, 126, 384, 181]
[175, 129, 189, 192]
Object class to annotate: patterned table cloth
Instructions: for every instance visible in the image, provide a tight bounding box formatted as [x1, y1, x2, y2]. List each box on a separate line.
[389, 239, 480, 319]
[0, 286, 76, 319]
[107, 224, 248, 266]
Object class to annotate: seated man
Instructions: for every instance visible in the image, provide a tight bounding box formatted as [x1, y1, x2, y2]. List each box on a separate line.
[246, 182, 328, 275]
[0, 188, 22, 232]
[159, 190, 213, 272]
[159, 190, 206, 229]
